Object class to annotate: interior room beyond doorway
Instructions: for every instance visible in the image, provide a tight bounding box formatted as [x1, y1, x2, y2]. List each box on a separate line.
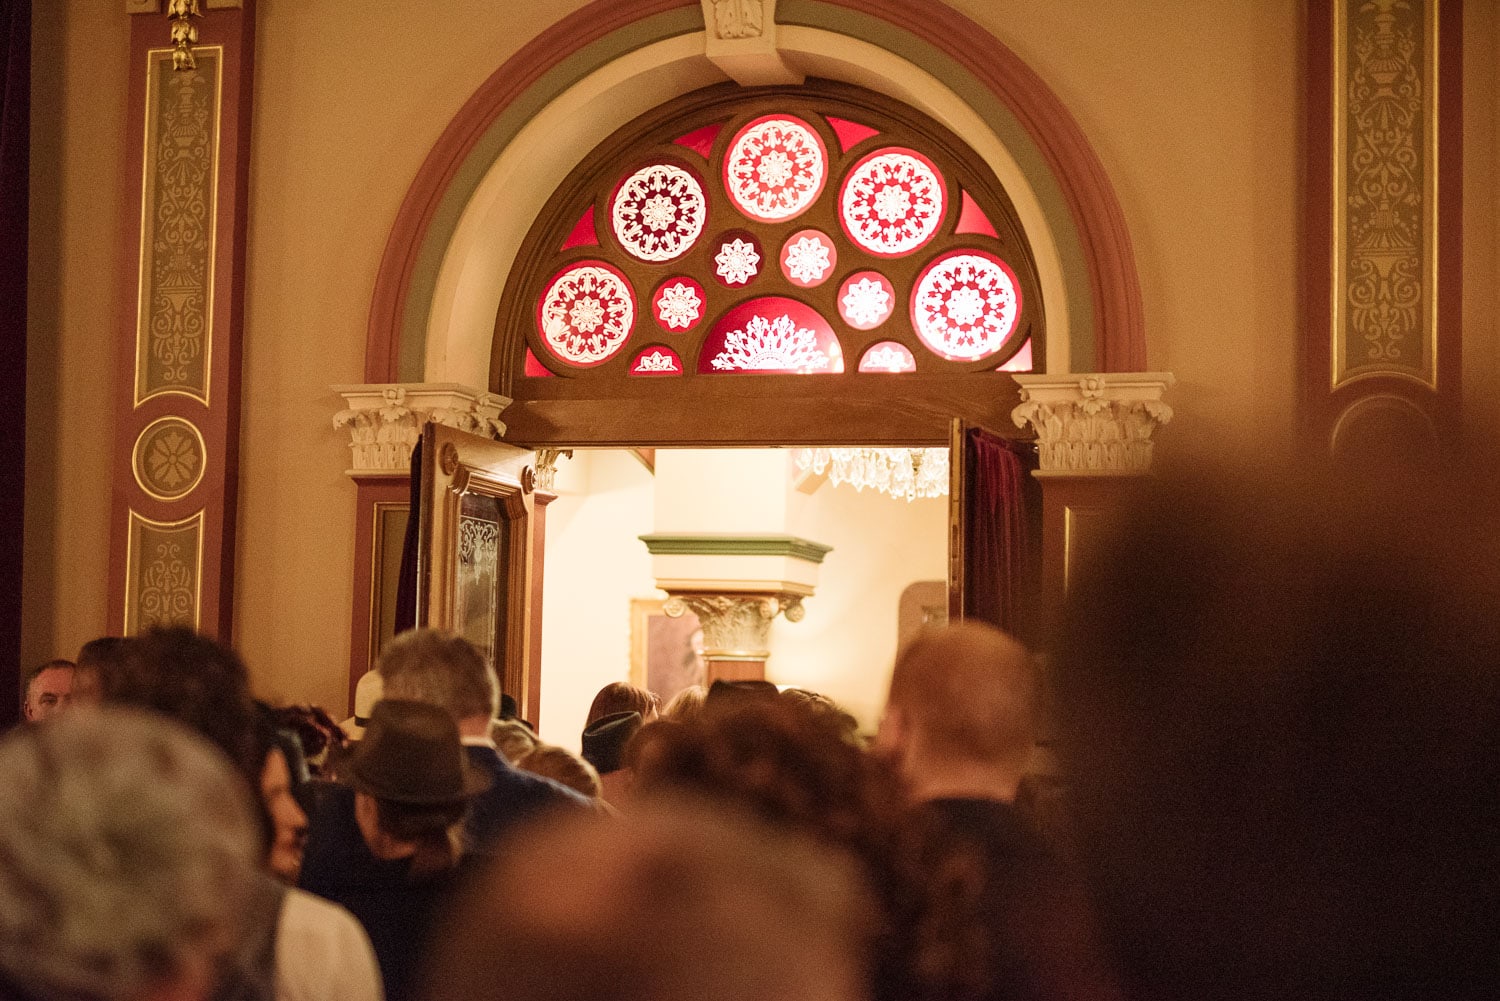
[537, 448, 947, 750]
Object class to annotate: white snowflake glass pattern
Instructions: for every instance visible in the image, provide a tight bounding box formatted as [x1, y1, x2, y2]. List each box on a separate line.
[857, 341, 916, 373]
[652, 277, 705, 331]
[779, 230, 837, 288]
[910, 250, 1022, 362]
[839, 147, 946, 258]
[837, 271, 895, 330]
[699, 297, 843, 374]
[610, 163, 708, 263]
[536, 261, 636, 366]
[630, 346, 683, 375]
[714, 234, 762, 287]
[723, 115, 828, 223]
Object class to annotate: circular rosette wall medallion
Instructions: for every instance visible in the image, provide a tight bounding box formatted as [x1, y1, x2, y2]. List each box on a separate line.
[839, 147, 946, 257]
[910, 249, 1022, 362]
[536, 260, 636, 367]
[609, 162, 708, 263]
[722, 115, 829, 223]
[132, 416, 207, 501]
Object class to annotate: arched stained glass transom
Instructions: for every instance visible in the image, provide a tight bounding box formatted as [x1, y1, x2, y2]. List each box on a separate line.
[494, 82, 1046, 446]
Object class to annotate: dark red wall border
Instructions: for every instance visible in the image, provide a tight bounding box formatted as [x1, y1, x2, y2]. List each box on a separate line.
[1301, 0, 1462, 445]
[363, 0, 1147, 382]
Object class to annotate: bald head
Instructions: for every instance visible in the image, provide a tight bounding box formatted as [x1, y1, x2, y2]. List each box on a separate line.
[885, 623, 1035, 771]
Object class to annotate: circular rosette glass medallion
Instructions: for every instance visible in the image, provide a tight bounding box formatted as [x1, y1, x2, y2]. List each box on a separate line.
[722, 115, 829, 223]
[652, 277, 706, 332]
[839, 147, 946, 257]
[610, 162, 708, 263]
[910, 250, 1022, 362]
[536, 261, 636, 367]
[779, 230, 837, 288]
[857, 341, 916, 373]
[713, 231, 763, 288]
[837, 271, 895, 330]
[700, 297, 843, 374]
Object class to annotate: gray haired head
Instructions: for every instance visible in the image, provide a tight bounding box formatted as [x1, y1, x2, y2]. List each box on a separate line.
[0, 707, 261, 1001]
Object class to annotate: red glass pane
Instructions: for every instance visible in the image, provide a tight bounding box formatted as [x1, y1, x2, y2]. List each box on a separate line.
[838, 147, 946, 258]
[651, 276, 706, 332]
[560, 206, 598, 250]
[609, 162, 708, 263]
[523, 348, 556, 377]
[699, 296, 843, 374]
[712, 230, 763, 288]
[535, 260, 637, 367]
[997, 339, 1033, 372]
[910, 249, 1022, 362]
[779, 229, 837, 288]
[837, 271, 895, 330]
[826, 115, 881, 153]
[722, 115, 829, 223]
[630, 345, 684, 376]
[955, 190, 999, 238]
[673, 122, 722, 159]
[858, 341, 917, 373]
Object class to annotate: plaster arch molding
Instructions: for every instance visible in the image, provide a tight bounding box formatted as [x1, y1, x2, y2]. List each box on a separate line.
[365, 0, 1146, 391]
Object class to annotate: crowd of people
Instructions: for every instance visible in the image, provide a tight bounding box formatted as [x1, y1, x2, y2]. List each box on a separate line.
[4, 456, 1500, 1001]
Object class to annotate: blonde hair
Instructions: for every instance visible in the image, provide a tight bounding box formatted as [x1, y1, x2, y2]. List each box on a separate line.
[516, 744, 602, 798]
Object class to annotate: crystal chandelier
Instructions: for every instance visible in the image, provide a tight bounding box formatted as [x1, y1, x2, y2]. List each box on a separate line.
[793, 447, 949, 502]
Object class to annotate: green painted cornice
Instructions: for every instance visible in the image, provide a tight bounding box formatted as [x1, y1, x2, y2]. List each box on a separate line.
[639, 533, 833, 563]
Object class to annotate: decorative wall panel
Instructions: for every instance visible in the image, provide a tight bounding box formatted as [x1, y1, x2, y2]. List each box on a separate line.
[1304, 0, 1460, 456]
[1331, 0, 1435, 390]
[135, 48, 221, 405]
[124, 511, 203, 633]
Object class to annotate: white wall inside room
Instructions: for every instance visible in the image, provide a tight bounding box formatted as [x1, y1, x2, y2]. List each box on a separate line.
[537, 448, 947, 747]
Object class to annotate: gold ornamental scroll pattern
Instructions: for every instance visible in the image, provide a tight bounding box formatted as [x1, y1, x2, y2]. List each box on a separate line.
[134, 47, 222, 405]
[124, 510, 204, 634]
[1332, 0, 1439, 390]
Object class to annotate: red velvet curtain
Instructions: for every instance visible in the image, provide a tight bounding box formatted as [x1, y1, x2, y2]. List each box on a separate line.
[0, 0, 30, 727]
[964, 427, 1040, 642]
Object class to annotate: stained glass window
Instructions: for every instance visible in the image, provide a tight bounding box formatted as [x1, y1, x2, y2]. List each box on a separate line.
[505, 83, 1042, 384]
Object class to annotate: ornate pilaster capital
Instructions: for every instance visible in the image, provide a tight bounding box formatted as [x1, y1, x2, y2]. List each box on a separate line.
[1011, 372, 1175, 474]
[534, 448, 574, 493]
[331, 383, 512, 477]
[663, 590, 805, 661]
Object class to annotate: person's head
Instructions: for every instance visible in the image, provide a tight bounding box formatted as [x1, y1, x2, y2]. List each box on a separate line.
[490, 717, 540, 764]
[22, 659, 75, 722]
[660, 684, 706, 723]
[348, 699, 488, 878]
[100, 628, 284, 873]
[585, 681, 659, 726]
[254, 705, 309, 885]
[0, 707, 261, 1001]
[377, 629, 498, 727]
[516, 743, 602, 799]
[74, 636, 132, 707]
[581, 710, 643, 776]
[1051, 458, 1500, 1001]
[422, 800, 872, 1001]
[877, 623, 1036, 791]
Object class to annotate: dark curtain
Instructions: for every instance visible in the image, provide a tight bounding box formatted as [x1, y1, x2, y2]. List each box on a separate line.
[963, 427, 1041, 643]
[393, 437, 422, 634]
[0, 0, 31, 727]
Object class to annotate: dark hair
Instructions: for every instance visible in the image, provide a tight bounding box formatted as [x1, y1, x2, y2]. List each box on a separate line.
[100, 628, 274, 857]
[585, 682, 659, 726]
[372, 798, 466, 879]
[633, 697, 924, 1001]
[75, 637, 131, 674]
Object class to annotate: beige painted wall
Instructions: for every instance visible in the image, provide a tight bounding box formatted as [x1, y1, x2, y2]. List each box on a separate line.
[28, 2, 1494, 712]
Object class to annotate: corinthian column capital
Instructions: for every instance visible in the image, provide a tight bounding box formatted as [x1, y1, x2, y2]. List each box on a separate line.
[1011, 373, 1175, 474]
[331, 383, 512, 476]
